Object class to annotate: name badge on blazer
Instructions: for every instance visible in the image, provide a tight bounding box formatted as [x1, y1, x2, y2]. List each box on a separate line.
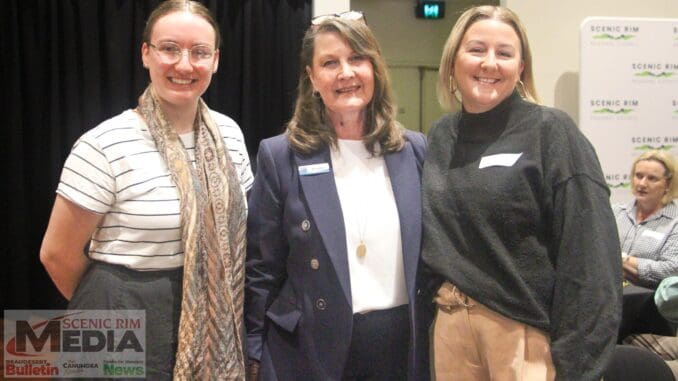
[298, 163, 331, 176]
[479, 153, 523, 169]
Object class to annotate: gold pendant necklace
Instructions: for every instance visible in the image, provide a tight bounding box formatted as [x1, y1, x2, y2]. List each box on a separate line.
[356, 241, 367, 258]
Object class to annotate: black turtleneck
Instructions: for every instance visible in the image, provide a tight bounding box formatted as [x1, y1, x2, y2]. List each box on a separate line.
[421, 92, 622, 381]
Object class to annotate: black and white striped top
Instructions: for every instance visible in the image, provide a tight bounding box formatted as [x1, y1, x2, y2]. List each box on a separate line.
[57, 109, 253, 270]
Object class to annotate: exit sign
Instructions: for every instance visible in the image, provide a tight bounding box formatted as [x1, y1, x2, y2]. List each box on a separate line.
[415, 1, 445, 19]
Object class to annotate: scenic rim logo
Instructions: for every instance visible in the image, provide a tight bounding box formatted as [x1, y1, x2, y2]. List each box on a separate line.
[635, 71, 675, 78]
[593, 108, 634, 114]
[633, 63, 678, 78]
[4, 310, 146, 378]
[609, 182, 630, 189]
[593, 33, 635, 40]
[635, 144, 673, 151]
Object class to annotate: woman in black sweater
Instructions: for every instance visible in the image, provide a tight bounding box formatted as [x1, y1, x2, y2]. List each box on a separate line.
[421, 6, 621, 381]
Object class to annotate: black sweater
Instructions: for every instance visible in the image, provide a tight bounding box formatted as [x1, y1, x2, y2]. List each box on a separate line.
[421, 92, 622, 381]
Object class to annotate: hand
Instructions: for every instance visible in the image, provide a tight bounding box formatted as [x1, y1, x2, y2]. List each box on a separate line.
[247, 359, 260, 381]
[622, 255, 640, 284]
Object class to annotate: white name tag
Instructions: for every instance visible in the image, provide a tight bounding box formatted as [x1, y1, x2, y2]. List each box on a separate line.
[298, 163, 331, 176]
[479, 153, 523, 169]
[642, 230, 665, 241]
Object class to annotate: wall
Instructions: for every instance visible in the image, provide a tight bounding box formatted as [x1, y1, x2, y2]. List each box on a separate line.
[502, 0, 678, 122]
[313, 0, 350, 16]
[316, 0, 678, 130]
[352, 0, 496, 132]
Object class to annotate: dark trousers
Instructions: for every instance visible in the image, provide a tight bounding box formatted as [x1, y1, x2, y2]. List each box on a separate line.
[342, 304, 410, 381]
[67, 261, 183, 381]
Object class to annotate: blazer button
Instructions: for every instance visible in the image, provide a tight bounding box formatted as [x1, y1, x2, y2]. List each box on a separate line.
[301, 219, 311, 232]
[310, 258, 320, 270]
[315, 298, 327, 310]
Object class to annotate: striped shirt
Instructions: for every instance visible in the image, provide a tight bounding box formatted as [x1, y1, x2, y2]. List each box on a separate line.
[57, 109, 253, 270]
[614, 200, 678, 287]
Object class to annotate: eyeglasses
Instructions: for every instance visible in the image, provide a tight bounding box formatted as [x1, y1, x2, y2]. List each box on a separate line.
[148, 42, 215, 65]
[311, 10, 366, 26]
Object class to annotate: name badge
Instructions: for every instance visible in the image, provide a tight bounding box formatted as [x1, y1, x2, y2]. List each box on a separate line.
[642, 229, 665, 241]
[298, 163, 331, 176]
[479, 153, 523, 169]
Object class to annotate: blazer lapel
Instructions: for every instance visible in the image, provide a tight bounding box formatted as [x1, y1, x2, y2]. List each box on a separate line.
[294, 147, 352, 306]
[385, 144, 421, 297]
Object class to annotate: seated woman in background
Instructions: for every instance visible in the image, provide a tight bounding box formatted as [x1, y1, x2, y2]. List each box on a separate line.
[616, 150, 678, 288]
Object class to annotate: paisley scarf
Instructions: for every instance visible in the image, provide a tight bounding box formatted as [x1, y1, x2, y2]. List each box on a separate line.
[137, 85, 247, 380]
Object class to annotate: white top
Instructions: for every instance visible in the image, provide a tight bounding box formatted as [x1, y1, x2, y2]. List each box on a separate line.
[56, 109, 253, 271]
[330, 139, 408, 314]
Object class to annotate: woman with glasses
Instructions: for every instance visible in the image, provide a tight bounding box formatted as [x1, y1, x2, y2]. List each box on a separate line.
[615, 150, 678, 288]
[245, 12, 429, 381]
[40, 1, 252, 379]
[421, 5, 620, 380]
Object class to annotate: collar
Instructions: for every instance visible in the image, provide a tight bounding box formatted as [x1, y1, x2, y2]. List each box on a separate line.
[458, 91, 523, 142]
[623, 199, 678, 223]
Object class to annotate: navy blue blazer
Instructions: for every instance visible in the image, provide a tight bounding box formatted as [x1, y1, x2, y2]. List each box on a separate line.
[245, 130, 429, 381]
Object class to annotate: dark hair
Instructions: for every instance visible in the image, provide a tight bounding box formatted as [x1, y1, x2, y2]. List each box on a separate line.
[143, 0, 221, 49]
[286, 18, 404, 156]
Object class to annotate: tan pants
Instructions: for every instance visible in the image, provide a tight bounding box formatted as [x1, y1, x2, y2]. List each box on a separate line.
[432, 282, 556, 381]
[624, 333, 678, 379]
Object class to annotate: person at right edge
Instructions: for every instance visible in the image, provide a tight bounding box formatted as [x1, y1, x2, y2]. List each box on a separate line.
[421, 5, 622, 381]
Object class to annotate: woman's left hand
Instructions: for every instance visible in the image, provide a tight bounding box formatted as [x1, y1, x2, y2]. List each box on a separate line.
[622, 255, 640, 284]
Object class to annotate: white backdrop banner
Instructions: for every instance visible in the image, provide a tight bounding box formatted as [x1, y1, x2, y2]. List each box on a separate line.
[579, 17, 678, 205]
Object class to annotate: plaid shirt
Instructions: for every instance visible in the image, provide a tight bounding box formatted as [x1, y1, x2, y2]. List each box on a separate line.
[614, 200, 678, 287]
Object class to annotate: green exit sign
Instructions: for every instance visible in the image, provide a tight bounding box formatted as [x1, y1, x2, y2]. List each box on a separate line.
[415, 1, 445, 19]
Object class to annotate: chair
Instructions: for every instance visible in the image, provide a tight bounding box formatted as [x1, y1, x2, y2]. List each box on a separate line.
[603, 345, 675, 381]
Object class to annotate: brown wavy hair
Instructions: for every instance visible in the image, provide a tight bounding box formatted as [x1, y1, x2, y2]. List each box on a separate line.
[287, 18, 404, 156]
[143, 0, 221, 49]
[437, 5, 539, 111]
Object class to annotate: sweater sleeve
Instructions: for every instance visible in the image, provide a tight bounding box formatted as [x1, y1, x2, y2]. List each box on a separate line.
[549, 174, 622, 381]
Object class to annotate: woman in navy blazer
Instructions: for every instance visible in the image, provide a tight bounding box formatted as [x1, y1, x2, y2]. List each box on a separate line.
[245, 14, 430, 381]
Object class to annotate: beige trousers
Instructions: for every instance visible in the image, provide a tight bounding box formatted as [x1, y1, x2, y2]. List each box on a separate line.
[432, 282, 556, 381]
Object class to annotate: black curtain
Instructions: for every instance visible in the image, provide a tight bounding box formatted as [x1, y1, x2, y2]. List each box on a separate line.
[1, 0, 310, 310]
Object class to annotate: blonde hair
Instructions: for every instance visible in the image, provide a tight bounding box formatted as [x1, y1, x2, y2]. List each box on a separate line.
[286, 18, 404, 155]
[631, 150, 678, 205]
[437, 5, 539, 111]
[143, 0, 221, 49]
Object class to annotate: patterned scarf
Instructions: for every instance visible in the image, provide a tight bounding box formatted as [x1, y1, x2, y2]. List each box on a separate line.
[137, 86, 247, 380]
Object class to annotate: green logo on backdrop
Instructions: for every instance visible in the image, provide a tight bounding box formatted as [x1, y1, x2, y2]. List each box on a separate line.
[635, 144, 674, 151]
[635, 71, 675, 78]
[593, 33, 635, 40]
[593, 108, 634, 114]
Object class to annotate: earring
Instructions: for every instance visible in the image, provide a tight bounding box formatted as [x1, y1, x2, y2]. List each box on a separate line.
[517, 80, 527, 98]
[448, 75, 456, 94]
[312, 90, 321, 98]
[449, 75, 461, 104]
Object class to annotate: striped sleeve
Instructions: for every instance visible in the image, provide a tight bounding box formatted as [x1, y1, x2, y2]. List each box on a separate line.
[57, 131, 115, 214]
[213, 111, 254, 193]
